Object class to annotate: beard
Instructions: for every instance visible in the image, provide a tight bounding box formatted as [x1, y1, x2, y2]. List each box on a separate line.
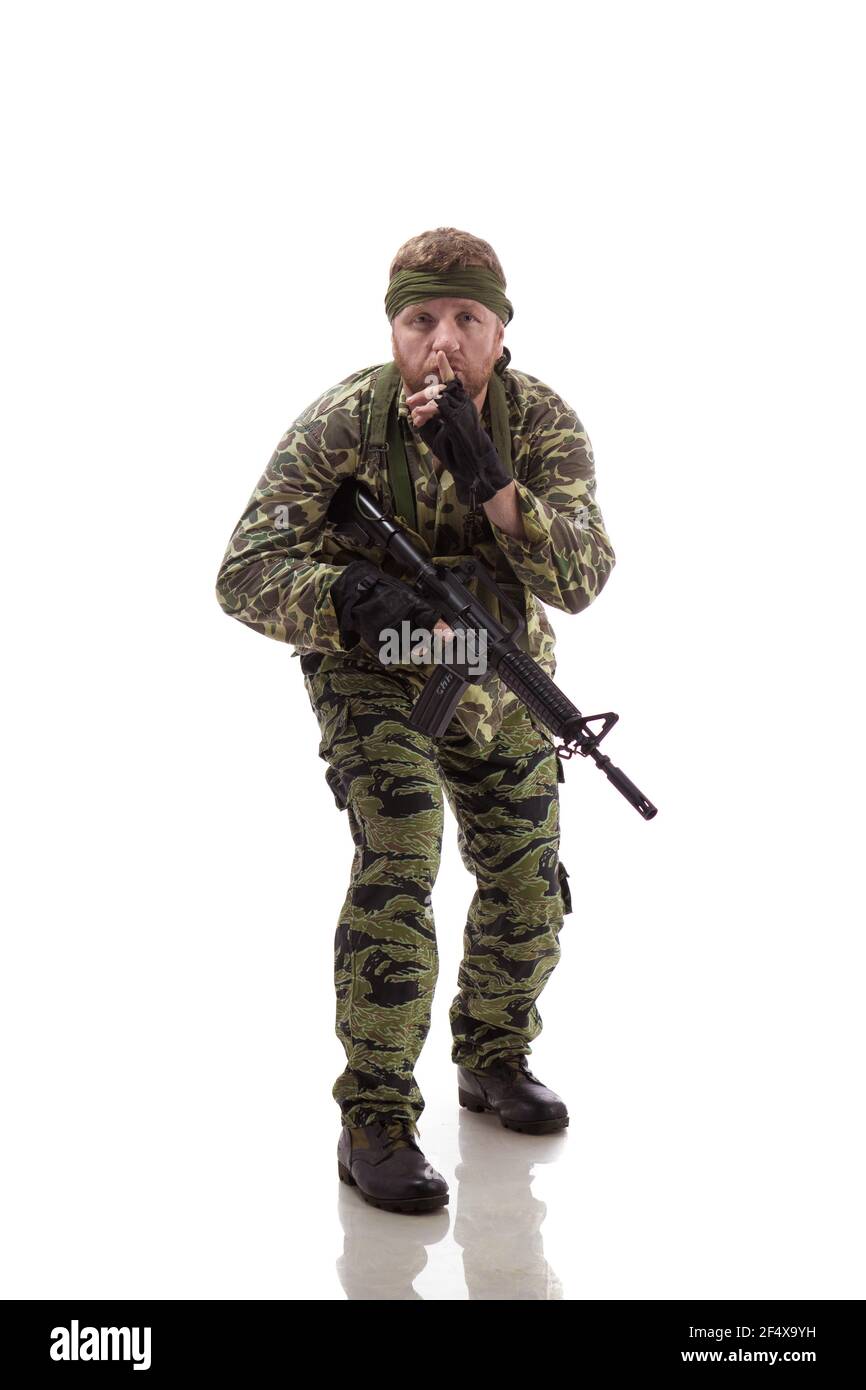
[392, 339, 502, 404]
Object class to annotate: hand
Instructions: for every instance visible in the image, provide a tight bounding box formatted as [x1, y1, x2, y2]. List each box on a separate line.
[412, 368, 512, 506]
[331, 560, 452, 658]
[410, 616, 457, 662]
[406, 349, 456, 431]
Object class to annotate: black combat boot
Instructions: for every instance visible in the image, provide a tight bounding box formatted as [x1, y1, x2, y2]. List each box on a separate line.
[457, 1056, 569, 1134]
[337, 1117, 449, 1214]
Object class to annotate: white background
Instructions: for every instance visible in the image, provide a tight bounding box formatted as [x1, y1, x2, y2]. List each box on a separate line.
[1, 0, 863, 1301]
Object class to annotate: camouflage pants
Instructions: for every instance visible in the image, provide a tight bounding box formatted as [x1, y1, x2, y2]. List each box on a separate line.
[301, 659, 572, 1130]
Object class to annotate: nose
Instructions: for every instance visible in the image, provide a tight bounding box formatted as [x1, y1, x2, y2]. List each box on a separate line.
[430, 324, 461, 355]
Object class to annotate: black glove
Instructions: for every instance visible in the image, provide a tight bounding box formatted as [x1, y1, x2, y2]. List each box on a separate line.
[330, 559, 442, 658]
[418, 378, 511, 505]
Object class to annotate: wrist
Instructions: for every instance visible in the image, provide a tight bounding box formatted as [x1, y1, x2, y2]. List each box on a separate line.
[480, 478, 514, 504]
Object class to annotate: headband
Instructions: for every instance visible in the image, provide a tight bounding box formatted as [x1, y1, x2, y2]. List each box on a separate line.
[385, 266, 514, 325]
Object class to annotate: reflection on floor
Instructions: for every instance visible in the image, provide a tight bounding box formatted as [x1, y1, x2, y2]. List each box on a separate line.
[336, 1108, 567, 1300]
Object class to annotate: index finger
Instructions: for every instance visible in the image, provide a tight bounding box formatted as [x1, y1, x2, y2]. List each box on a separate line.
[436, 350, 456, 383]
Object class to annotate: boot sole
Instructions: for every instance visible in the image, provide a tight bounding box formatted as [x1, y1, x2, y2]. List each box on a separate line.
[458, 1087, 569, 1134]
[337, 1161, 449, 1213]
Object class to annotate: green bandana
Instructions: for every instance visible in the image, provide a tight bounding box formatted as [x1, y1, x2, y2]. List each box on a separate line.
[385, 266, 514, 325]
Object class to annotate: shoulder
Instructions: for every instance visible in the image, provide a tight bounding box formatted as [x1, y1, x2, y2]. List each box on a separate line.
[503, 367, 595, 479]
[503, 367, 587, 440]
[275, 363, 383, 455]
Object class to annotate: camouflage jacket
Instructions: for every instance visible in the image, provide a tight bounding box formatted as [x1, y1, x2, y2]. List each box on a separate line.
[215, 360, 617, 746]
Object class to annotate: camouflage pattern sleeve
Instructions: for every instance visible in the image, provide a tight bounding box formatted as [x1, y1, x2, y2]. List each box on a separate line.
[215, 380, 362, 650]
[488, 390, 616, 614]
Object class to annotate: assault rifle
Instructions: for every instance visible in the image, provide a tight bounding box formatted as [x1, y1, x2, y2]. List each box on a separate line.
[327, 479, 657, 820]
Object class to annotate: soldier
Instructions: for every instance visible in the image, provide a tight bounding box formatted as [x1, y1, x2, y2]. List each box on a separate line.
[216, 227, 616, 1214]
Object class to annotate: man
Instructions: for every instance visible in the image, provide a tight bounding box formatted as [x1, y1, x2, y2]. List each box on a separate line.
[216, 227, 616, 1214]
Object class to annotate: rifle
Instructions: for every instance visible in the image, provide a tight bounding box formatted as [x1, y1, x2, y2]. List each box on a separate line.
[326, 479, 657, 820]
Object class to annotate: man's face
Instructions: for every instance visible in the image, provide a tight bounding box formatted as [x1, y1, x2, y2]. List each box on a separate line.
[390, 296, 505, 401]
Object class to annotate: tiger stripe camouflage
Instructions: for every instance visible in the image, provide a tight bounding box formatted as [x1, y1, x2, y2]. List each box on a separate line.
[304, 661, 570, 1127]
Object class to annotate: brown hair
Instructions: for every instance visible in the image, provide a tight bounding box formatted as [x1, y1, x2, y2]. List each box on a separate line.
[388, 227, 506, 285]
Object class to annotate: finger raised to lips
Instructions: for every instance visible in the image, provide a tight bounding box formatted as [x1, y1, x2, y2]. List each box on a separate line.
[407, 350, 456, 425]
[436, 349, 455, 383]
[407, 351, 456, 405]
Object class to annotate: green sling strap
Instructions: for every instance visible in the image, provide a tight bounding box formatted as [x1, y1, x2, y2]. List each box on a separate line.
[366, 353, 514, 532]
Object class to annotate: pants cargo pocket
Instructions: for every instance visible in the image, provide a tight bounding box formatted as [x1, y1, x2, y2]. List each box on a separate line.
[557, 861, 573, 915]
[325, 763, 348, 812]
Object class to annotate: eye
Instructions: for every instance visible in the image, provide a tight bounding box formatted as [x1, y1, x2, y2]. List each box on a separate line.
[412, 313, 478, 324]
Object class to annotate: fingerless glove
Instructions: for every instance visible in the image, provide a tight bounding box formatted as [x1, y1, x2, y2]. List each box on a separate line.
[330, 559, 441, 657]
[418, 378, 511, 505]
